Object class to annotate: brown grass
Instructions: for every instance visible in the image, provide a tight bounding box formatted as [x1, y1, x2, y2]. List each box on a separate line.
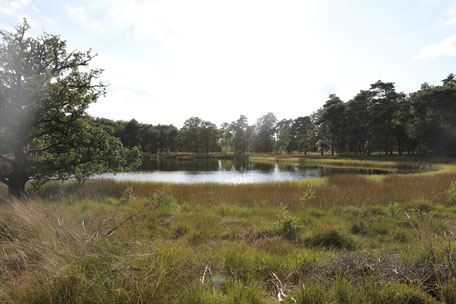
[0, 168, 455, 302]
[23, 170, 455, 210]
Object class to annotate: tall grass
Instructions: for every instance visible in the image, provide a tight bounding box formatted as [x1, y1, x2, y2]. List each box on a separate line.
[1, 192, 456, 302]
[25, 170, 454, 210]
[0, 158, 455, 302]
[249, 155, 440, 172]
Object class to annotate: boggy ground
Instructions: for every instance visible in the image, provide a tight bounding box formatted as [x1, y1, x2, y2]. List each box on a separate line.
[0, 158, 456, 303]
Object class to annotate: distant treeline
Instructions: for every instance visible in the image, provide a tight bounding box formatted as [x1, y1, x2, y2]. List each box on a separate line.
[94, 74, 456, 157]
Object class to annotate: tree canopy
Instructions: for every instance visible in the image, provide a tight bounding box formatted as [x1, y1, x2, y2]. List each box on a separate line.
[0, 20, 140, 196]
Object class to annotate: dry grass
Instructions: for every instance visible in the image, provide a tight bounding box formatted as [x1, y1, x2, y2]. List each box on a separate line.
[0, 158, 455, 302]
[27, 169, 455, 211]
[0, 178, 455, 302]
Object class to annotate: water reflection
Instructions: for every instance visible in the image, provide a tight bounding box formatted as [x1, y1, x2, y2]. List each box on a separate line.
[95, 158, 393, 184]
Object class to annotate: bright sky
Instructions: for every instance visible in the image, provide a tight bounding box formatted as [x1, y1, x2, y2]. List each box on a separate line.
[1, 0, 456, 127]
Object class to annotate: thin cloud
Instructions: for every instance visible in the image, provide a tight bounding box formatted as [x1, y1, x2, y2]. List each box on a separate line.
[446, 9, 456, 25]
[447, 17, 456, 25]
[0, 7, 13, 14]
[9, 1, 21, 9]
[65, 6, 87, 24]
[415, 34, 456, 59]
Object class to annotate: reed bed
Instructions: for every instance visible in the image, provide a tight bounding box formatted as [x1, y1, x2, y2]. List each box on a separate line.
[27, 170, 455, 210]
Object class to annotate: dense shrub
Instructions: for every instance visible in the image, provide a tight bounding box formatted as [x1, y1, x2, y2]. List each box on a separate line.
[305, 229, 356, 250]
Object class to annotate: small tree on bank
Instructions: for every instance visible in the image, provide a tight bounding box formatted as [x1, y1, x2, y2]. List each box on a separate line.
[0, 21, 140, 196]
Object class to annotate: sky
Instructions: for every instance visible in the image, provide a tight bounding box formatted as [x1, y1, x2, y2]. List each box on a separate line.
[1, 0, 456, 128]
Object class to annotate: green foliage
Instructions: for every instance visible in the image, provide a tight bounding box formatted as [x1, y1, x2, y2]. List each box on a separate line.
[172, 224, 189, 239]
[120, 186, 135, 204]
[275, 203, 302, 240]
[104, 197, 120, 206]
[393, 230, 408, 243]
[288, 116, 314, 153]
[351, 221, 368, 236]
[406, 200, 434, 213]
[449, 181, 456, 205]
[385, 202, 401, 218]
[230, 115, 249, 154]
[0, 20, 140, 196]
[300, 185, 317, 205]
[150, 191, 175, 208]
[253, 112, 278, 153]
[305, 229, 356, 250]
[180, 117, 219, 153]
[180, 281, 263, 304]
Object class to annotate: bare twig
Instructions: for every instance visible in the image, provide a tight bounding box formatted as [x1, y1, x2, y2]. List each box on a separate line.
[405, 212, 421, 240]
[45, 211, 62, 244]
[104, 214, 143, 237]
[201, 263, 211, 284]
[57, 217, 78, 241]
[270, 272, 296, 303]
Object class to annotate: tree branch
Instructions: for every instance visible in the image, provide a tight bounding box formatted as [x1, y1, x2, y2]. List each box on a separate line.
[26, 141, 63, 155]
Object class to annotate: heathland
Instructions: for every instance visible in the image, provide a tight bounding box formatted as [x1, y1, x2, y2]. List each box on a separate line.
[0, 156, 456, 303]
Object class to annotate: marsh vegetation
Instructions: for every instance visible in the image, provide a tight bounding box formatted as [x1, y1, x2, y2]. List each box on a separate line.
[0, 157, 456, 303]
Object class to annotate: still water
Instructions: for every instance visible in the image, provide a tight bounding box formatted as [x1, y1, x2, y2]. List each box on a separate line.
[95, 158, 394, 184]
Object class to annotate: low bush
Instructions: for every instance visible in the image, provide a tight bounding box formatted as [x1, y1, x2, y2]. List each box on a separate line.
[305, 229, 356, 250]
[351, 221, 368, 236]
[385, 202, 401, 218]
[393, 230, 408, 243]
[449, 181, 456, 205]
[274, 204, 302, 240]
[149, 191, 175, 208]
[120, 186, 135, 204]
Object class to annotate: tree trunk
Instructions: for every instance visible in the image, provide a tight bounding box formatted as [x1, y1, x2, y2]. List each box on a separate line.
[8, 177, 27, 197]
[331, 136, 335, 156]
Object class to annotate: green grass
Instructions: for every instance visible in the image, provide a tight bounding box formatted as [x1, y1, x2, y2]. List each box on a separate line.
[249, 155, 440, 172]
[0, 158, 455, 302]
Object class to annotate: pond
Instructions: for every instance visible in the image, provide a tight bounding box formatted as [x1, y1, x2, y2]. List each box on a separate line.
[95, 158, 401, 184]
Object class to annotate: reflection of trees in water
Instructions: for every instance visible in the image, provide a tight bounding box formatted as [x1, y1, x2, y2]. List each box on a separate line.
[140, 158, 392, 176]
[142, 159, 220, 171]
[220, 160, 233, 171]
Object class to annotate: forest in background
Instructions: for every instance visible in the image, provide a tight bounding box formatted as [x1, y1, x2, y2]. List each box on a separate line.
[96, 75, 456, 157]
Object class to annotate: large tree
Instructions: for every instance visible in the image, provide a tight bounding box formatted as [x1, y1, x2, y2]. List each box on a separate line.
[0, 21, 140, 196]
[318, 94, 345, 156]
[288, 116, 313, 154]
[230, 114, 248, 154]
[368, 81, 401, 155]
[179, 117, 219, 153]
[344, 91, 371, 154]
[254, 112, 277, 153]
